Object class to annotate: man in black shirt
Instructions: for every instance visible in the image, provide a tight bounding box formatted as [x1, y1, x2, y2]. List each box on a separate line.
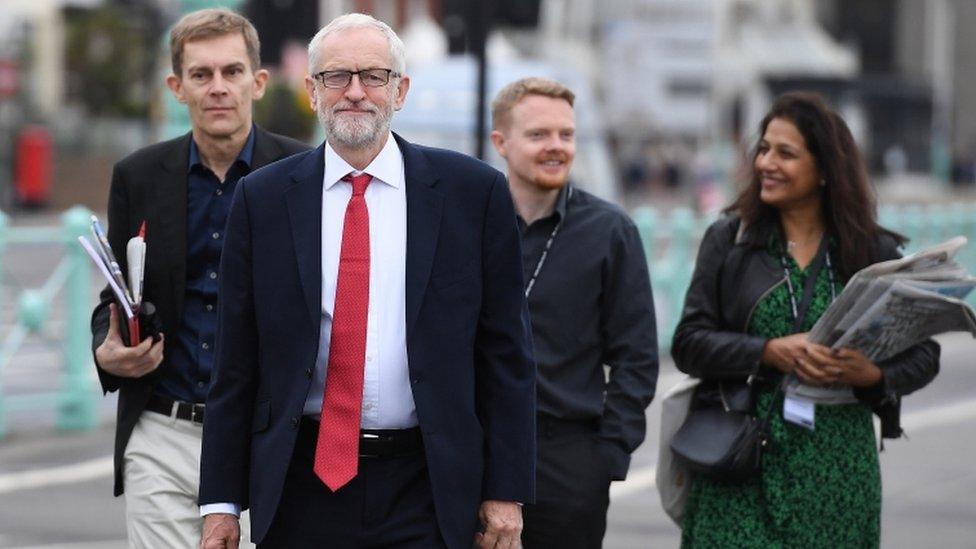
[490, 77, 659, 548]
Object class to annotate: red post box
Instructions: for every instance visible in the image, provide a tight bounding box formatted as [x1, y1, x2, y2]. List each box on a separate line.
[14, 125, 52, 207]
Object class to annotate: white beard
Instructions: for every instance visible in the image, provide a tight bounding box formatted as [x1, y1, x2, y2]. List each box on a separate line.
[320, 99, 394, 149]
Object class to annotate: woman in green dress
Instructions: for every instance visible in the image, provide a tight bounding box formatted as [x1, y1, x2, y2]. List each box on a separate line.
[671, 92, 941, 548]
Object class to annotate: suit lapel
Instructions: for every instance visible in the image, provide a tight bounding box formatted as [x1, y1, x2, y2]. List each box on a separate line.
[285, 144, 326, 335]
[155, 134, 191, 325]
[251, 125, 284, 170]
[397, 134, 444, 338]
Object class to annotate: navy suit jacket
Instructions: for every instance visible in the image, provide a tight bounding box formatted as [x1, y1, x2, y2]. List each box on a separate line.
[199, 134, 536, 547]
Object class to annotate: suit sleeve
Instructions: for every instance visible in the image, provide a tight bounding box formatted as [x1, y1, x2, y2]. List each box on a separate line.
[199, 178, 260, 508]
[90, 163, 130, 394]
[596, 217, 658, 481]
[474, 172, 537, 504]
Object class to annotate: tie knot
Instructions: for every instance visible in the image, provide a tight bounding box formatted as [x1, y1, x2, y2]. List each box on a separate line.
[343, 173, 372, 196]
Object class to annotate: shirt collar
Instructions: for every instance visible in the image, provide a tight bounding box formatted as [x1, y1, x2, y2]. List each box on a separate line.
[521, 184, 571, 224]
[187, 125, 256, 173]
[323, 133, 402, 190]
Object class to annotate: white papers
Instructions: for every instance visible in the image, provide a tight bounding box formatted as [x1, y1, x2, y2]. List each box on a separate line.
[78, 214, 146, 318]
[78, 236, 134, 319]
[809, 236, 976, 362]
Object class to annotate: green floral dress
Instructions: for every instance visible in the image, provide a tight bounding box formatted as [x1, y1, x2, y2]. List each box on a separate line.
[680, 247, 881, 549]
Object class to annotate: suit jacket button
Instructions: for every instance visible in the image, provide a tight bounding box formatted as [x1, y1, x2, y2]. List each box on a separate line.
[290, 417, 299, 429]
[304, 368, 313, 379]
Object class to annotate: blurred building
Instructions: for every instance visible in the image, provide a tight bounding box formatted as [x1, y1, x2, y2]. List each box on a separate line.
[819, 0, 976, 182]
[0, 0, 79, 120]
[584, 0, 976, 183]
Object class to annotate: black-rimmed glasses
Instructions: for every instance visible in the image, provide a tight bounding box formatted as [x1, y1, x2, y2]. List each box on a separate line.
[312, 68, 400, 89]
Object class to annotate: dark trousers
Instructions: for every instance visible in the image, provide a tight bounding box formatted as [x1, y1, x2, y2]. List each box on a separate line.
[521, 416, 613, 549]
[260, 419, 446, 548]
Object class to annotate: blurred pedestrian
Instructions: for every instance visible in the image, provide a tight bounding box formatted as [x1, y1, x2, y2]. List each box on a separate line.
[490, 77, 659, 549]
[88, 8, 308, 548]
[197, 13, 535, 549]
[672, 91, 940, 547]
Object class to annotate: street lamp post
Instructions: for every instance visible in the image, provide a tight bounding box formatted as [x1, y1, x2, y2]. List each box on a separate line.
[928, 0, 954, 185]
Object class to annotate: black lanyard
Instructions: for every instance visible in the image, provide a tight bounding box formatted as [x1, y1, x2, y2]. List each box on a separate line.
[524, 221, 561, 298]
[524, 188, 572, 298]
[779, 236, 836, 333]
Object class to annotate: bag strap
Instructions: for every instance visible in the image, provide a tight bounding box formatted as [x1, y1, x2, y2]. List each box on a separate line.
[781, 236, 830, 333]
[757, 381, 783, 428]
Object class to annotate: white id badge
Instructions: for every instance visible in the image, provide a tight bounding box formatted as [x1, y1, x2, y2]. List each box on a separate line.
[783, 395, 816, 430]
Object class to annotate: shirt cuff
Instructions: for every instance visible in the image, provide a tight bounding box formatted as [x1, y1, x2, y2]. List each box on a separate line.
[200, 503, 241, 517]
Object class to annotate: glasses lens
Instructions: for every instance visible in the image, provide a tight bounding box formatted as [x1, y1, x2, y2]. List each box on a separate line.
[322, 71, 351, 88]
[360, 69, 389, 87]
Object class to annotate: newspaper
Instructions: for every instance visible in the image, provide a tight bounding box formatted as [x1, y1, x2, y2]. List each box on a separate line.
[808, 236, 976, 362]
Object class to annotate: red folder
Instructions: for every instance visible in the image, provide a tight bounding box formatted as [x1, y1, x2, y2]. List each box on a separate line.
[126, 310, 141, 347]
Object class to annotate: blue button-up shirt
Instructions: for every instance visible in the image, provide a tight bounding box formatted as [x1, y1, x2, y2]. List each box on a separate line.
[155, 129, 255, 403]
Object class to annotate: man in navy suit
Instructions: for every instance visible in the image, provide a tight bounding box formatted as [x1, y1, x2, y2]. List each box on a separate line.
[199, 13, 535, 549]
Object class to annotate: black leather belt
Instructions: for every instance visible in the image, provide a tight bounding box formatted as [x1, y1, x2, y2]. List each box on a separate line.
[301, 419, 423, 457]
[145, 394, 205, 424]
[358, 427, 424, 457]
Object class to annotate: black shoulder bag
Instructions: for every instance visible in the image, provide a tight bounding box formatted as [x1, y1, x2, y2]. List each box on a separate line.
[670, 239, 830, 482]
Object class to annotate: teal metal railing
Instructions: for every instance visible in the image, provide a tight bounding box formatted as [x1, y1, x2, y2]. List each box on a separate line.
[0, 206, 96, 437]
[1, 202, 975, 436]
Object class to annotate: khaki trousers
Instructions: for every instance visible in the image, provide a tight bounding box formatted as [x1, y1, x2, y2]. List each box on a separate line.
[124, 410, 254, 548]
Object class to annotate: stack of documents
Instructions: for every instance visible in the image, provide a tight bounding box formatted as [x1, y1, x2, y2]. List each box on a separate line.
[809, 236, 976, 362]
[78, 215, 147, 345]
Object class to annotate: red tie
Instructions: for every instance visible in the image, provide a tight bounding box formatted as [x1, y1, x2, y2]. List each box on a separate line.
[314, 173, 372, 491]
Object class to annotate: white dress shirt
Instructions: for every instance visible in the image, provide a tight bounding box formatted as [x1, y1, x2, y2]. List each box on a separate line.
[302, 134, 416, 428]
[200, 134, 415, 518]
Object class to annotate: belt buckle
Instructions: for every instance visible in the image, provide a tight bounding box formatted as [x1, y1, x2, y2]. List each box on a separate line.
[360, 432, 381, 458]
[190, 404, 204, 424]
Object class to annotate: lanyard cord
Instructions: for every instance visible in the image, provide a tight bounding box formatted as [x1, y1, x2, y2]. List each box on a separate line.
[524, 221, 562, 298]
[761, 245, 837, 419]
[778, 247, 837, 327]
[524, 187, 572, 298]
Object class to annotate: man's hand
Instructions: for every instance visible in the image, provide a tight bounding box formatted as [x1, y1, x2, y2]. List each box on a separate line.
[94, 303, 163, 378]
[200, 513, 240, 549]
[475, 500, 522, 548]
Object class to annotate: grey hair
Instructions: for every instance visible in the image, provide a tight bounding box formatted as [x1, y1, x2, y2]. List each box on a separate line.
[307, 13, 406, 75]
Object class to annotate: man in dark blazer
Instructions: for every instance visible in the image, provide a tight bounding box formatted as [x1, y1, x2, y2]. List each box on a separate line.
[89, 9, 308, 547]
[198, 13, 535, 549]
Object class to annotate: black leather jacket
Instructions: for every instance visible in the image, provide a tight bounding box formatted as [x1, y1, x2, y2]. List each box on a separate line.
[671, 215, 940, 438]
